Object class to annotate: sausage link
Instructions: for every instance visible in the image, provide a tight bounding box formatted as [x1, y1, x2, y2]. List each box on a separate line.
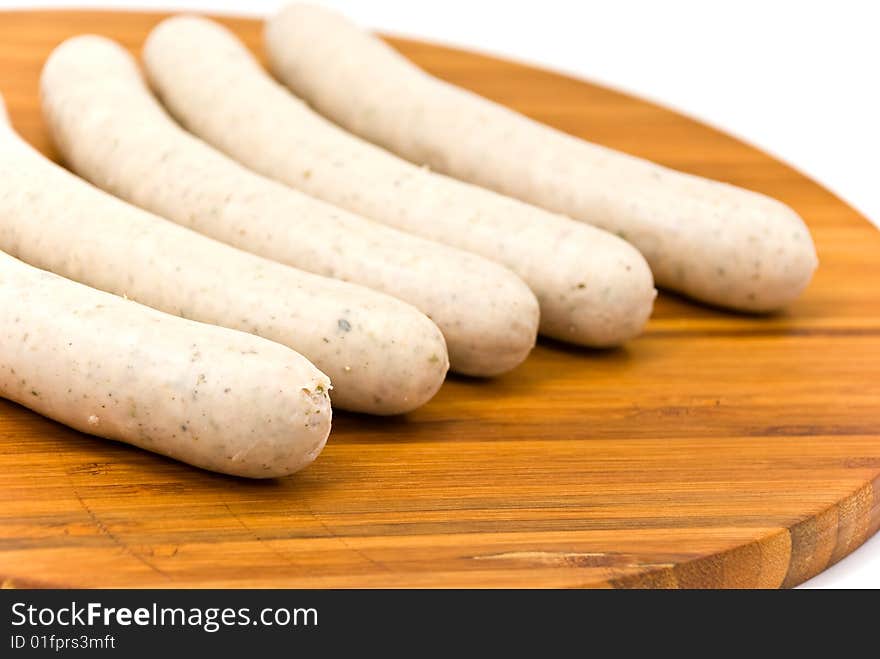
[0, 93, 448, 415]
[265, 4, 818, 312]
[143, 16, 656, 347]
[0, 249, 331, 478]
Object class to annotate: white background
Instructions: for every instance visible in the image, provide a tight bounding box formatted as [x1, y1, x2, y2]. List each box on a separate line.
[0, 0, 877, 588]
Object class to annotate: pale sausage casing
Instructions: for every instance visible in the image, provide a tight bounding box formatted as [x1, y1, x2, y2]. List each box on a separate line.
[143, 16, 656, 347]
[265, 3, 818, 312]
[39, 34, 536, 377]
[1, 89, 448, 415]
[0, 249, 331, 479]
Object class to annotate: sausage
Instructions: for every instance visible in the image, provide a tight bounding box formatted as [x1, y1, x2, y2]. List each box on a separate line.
[265, 4, 818, 312]
[40, 35, 537, 377]
[0, 249, 331, 478]
[0, 93, 447, 415]
[143, 16, 656, 347]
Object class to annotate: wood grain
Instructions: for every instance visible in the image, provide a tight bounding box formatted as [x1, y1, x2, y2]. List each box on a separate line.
[1, 10, 878, 589]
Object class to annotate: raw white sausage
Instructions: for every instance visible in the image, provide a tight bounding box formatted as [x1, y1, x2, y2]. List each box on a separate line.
[265, 4, 817, 312]
[0, 250, 331, 478]
[0, 93, 447, 415]
[39, 35, 537, 377]
[143, 16, 656, 347]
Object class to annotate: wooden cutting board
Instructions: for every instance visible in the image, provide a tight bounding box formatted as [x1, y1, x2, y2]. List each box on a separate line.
[0, 10, 878, 589]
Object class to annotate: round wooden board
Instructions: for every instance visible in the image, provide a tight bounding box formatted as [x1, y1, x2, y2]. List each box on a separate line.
[1, 10, 878, 589]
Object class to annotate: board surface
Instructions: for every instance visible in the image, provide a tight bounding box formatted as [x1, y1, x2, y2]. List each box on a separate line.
[0, 10, 878, 589]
